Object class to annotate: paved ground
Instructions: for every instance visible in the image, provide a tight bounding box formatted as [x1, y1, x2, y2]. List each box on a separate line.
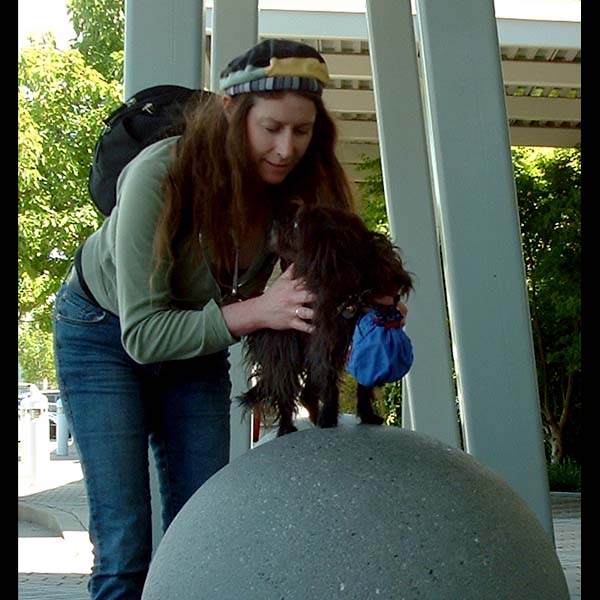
[18, 441, 581, 599]
[551, 493, 582, 600]
[18, 442, 92, 599]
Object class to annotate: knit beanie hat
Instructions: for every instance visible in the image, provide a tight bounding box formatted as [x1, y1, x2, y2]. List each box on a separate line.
[219, 39, 329, 96]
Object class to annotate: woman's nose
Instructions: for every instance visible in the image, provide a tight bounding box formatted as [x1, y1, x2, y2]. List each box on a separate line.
[275, 130, 294, 159]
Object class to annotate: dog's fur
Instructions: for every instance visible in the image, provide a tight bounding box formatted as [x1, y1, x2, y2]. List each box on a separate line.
[240, 205, 413, 437]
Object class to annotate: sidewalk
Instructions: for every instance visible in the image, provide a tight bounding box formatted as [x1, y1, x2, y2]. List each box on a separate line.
[18, 441, 91, 599]
[18, 442, 581, 600]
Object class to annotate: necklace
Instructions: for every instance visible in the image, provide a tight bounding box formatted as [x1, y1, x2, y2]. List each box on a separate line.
[198, 231, 240, 298]
[231, 246, 239, 297]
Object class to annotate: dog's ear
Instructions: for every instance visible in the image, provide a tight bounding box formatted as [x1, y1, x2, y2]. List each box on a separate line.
[365, 231, 414, 298]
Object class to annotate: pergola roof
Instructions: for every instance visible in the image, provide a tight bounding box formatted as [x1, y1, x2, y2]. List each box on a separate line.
[204, 2, 580, 182]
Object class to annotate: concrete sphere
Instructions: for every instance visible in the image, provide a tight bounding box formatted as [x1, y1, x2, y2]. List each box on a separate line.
[142, 422, 569, 600]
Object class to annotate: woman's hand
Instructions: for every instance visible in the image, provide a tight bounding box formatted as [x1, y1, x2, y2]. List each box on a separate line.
[256, 263, 315, 332]
[221, 263, 315, 337]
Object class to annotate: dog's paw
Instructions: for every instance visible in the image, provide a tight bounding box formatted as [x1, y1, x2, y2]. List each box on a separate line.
[277, 424, 298, 437]
[359, 413, 385, 426]
[317, 414, 338, 429]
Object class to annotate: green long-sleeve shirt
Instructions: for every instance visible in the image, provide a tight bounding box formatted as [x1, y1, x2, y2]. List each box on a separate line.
[80, 136, 277, 364]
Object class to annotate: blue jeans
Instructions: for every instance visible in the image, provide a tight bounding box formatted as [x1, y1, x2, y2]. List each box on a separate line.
[53, 284, 232, 599]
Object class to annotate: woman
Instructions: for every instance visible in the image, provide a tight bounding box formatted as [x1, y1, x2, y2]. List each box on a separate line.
[53, 39, 356, 599]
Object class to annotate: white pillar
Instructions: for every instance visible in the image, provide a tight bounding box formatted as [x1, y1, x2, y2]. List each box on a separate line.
[56, 398, 69, 456]
[414, 0, 553, 537]
[210, 0, 259, 92]
[124, 0, 205, 99]
[365, 0, 460, 448]
[19, 392, 50, 482]
[401, 379, 412, 430]
[124, 0, 206, 553]
[209, 0, 259, 460]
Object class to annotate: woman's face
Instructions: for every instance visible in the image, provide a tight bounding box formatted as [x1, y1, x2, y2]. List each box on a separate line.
[244, 93, 317, 185]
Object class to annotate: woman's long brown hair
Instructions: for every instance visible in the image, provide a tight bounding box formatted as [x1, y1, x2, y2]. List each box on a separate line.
[154, 90, 356, 286]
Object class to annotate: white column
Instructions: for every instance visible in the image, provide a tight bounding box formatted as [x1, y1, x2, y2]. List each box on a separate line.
[401, 379, 412, 430]
[123, 0, 206, 553]
[124, 0, 205, 99]
[365, 0, 460, 448]
[210, 0, 259, 92]
[208, 1, 259, 461]
[415, 0, 553, 537]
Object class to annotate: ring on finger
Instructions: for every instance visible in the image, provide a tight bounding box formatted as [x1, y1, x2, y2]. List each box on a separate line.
[295, 307, 301, 318]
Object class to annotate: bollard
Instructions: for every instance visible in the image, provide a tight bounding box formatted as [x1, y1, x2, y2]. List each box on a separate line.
[143, 423, 570, 600]
[56, 398, 69, 456]
[19, 390, 50, 482]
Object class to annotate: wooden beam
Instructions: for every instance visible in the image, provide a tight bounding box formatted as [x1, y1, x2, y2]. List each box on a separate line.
[335, 141, 380, 162]
[509, 126, 580, 147]
[506, 96, 580, 121]
[322, 52, 372, 79]
[501, 60, 580, 88]
[322, 53, 581, 91]
[338, 126, 581, 182]
[323, 88, 376, 113]
[335, 119, 379, 141]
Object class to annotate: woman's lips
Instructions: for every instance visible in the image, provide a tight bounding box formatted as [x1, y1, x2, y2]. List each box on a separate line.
[266, 160, 289, 169]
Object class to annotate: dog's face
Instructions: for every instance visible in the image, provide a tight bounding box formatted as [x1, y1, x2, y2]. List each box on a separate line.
[272, 205, 413, 312]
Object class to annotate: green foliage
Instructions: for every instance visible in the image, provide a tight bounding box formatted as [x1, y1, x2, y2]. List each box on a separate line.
[18, 319, 57, 388]
[512, 146, 581, 462]
[338, 373, 403, 427]
[356, 156, 390, 235]
[338, 372, 358, 413]
[67, 0, 125, 82]
[513, 147, 581, 373]
[381, 381, 403, 427]
[18, 36, 121, 331]
[547, 459, 581, 493]
[18, 2, 124, 384]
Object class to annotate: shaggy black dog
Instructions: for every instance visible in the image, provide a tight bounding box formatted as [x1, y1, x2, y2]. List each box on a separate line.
[240, 204, 413, 437]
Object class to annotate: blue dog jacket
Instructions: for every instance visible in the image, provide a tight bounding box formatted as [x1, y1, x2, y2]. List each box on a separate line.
[346, 306, 413, 387]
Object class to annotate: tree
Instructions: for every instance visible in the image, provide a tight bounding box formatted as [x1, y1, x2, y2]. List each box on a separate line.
[67, 0, 125, 82]
[512, 147, 581, 463]
[18, 319, 57, 387]
[18, 36, 121, 331]
[18, 2, 124, 386]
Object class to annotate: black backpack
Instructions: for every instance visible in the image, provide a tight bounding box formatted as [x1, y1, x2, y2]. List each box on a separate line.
[88, 84, 210, 216]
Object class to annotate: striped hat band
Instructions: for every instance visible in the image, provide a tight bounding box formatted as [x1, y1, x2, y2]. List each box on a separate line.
[219, 40, 330, 97]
